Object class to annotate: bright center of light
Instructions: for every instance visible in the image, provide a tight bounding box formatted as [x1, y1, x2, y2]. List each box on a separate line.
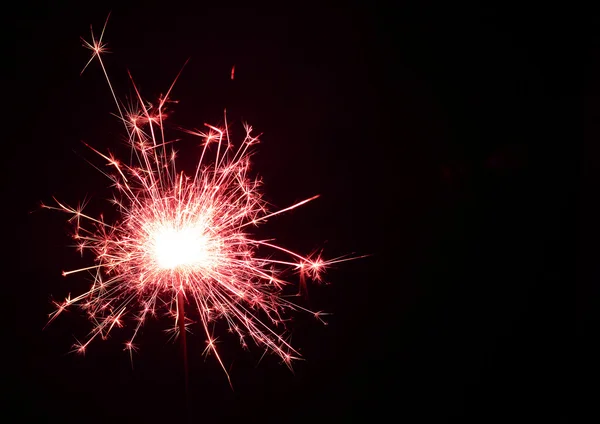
[152, 225, 210, 270]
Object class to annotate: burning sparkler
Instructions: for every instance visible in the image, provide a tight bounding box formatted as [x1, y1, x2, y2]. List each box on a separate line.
[44, 15, 361, 382]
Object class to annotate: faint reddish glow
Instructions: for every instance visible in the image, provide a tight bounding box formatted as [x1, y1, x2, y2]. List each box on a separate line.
[231, 65, 235, 80]
[45, 16, 363, 380]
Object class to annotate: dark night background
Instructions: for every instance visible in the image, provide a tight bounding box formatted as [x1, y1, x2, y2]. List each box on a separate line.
[5, 2, 572, 422]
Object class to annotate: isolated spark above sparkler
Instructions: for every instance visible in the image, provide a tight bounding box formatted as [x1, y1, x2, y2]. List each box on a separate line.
[43, 16, 362, 381]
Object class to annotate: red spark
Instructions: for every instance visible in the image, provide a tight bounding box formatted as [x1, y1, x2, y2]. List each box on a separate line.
[45, 17, 364, 381]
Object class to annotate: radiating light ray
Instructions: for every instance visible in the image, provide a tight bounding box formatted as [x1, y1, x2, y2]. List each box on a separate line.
[46, 16, 362, 381]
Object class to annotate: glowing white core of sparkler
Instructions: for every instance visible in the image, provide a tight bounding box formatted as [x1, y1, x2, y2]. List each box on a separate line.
[151, 224, 212, 270]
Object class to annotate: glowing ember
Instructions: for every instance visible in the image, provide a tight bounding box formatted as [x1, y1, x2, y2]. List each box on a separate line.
[44, 15, 362, 381]
[151, 224, 212, 270]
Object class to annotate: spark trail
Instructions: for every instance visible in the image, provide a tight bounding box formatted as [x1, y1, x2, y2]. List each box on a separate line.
[44, 16, 361, 382]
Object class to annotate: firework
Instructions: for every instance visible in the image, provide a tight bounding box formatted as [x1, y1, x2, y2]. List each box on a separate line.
[44, 16, 360, 382]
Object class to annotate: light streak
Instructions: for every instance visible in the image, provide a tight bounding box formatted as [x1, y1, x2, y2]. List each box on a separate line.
[44, 16, 363, 382]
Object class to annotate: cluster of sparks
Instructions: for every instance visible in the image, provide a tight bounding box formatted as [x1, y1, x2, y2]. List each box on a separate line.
[44, 16, 358, 380]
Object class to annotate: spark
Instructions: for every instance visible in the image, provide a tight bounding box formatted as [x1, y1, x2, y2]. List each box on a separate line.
[45, 17, 362, 381]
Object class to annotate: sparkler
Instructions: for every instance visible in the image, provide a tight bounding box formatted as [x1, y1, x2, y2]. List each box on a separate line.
[44, 15, 361, 383]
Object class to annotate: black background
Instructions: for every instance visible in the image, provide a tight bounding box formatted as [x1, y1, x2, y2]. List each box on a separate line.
[6, 2, 571, 422]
